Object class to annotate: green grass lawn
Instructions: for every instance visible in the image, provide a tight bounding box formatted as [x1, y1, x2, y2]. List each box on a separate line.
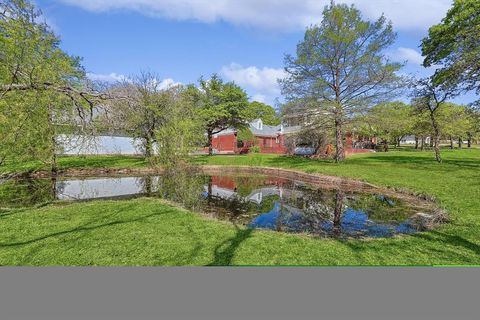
[1, 148, 480, 266]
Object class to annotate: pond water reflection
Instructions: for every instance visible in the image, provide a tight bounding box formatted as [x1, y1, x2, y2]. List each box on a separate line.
[0, 173, 432, 238]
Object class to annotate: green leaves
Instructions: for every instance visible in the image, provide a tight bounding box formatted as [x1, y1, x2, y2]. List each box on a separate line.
[0, 0, 94, 170]
[281, 1, 404, 161]
[422, 0, 480, 99]
[196, 74, 249, 133]
[361, 101, 414, 145]
[243, 101, 280, 126]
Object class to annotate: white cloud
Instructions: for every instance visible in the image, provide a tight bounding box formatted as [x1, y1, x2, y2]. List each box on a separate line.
[251, 94, 266, 103]
[156, 78, 182, 90]
[221, 63, 286, 106]
[87, 72, 129, 83]
[87, 73, 182, 89]
[393, 47, 425, 65]
[221, 63, 285, 95]
[57, 0, 451, 31]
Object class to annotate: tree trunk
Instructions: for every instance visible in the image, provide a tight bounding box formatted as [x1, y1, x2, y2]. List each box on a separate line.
[415, 137, 419, 150]
[333, 191, 344, 238]
[383, 140, 389, 152]
[421, 137, 425, 151]
[207, 130, 214, 156]
[51, 152, 58, 175]
[430, 137, 434, 148]
[145, 136, 153, 158]
[50, 128, 58, 176]
[458, 138, 462, 149]
[49, 110, 57, 175]
[468, 138, 472, 148]
[50, 176, 58, 201]
[450, 136, 454, 149]
[433, 135, 441, 162]
[207, 176, 213, 204]
[334, 118, 345, 162]
[397, 137, 401, 148]
[429, 112, 442, 163]
[144, 176, 153, 196]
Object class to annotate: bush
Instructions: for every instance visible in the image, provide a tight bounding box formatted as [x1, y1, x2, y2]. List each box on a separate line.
[249, 146, 261, 153]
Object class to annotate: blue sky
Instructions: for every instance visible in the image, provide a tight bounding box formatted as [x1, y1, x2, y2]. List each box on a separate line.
[36, 0, 476, 106]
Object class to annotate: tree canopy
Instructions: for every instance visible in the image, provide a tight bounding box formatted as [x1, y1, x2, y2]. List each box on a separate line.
[194, 74, 250, 155]
[422, 0, 480, 104]
[358, 101, 413, 151]
[0, 0, 100, 171]
[281, 1, 404, 161]
[244, 101, 280, 126]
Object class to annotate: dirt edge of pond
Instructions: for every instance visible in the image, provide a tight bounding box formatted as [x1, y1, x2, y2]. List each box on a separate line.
[2, 165, 448, 229]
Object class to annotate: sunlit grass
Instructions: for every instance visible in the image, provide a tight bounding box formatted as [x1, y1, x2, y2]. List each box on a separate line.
[1, 148, 479, 265]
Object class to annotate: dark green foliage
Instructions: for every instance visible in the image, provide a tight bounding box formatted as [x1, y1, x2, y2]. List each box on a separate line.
[422, 0, 480, 102]
[244, 101, 280, 125]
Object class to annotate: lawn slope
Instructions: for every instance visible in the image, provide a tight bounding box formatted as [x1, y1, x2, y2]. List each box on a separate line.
[1, 149, 479, 266]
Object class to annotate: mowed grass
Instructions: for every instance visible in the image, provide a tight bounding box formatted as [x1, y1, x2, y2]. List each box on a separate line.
[1, 148, 480, 266]
[0, 155, 148, 176]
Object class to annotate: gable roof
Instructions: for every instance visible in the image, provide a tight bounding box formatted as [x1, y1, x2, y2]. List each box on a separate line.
[214, 119, 301, 138]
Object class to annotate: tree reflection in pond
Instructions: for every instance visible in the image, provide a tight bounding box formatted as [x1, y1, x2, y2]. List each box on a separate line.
[1, 172, 430, 238]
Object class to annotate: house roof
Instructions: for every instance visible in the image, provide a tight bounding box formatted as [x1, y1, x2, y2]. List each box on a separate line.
[214, 119, 301, 138]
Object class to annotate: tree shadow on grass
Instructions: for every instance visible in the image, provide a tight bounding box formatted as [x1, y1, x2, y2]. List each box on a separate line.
[207, 225, 254, 266]
[265, 152, 480, 171]
[337, 229, 480, 265]
[411, 230, 480, 257]
[0, 205, 167, 249]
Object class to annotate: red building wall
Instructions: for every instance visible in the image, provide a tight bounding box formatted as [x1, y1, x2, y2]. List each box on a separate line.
[211, 133, 288, 154]
[211, 134, 237, 153]
[254, 135, 287, 154]
[211, 132, 375, 155]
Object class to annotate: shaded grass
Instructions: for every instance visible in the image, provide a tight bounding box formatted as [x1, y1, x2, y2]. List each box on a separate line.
[0, 155, 148, 176]
[1, 148, 480, 265]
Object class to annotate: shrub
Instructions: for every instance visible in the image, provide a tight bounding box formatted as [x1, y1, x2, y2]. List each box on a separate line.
[249, 146, 261, 153]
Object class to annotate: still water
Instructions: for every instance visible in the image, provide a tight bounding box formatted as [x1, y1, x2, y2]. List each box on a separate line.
[0, 173, 432, 238]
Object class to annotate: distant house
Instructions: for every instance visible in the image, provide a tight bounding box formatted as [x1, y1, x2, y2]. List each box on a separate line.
[400, 136, 435, 145]
[210, 119, 300, 154]
[209, 118, 378, 155]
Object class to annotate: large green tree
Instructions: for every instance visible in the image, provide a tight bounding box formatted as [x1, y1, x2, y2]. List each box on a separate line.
[465, 106, 480, 147]
[412, 77, 457, 163]
[0, 0, 100, 172]
[359, 101, 414, 152]
[244, 101, 280, 125]
[438, 103, 472, 149]
[103, 72, 179, 158]
[281, 1, 404, 162]
[422, 0, 480, 104]
[195, 74, 249, 155]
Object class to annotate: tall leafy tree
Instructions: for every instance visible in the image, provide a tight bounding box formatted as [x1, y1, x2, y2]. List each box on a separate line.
[438, 103, 472, 149]
[281, 1, 404, 161]
[422, 0, 480, 105]
[0, 0, 101, 172]
[359, 102, 413, 151]
[0, 0, 101, 107]
[412, 77, 457, 163]
[465, 106, 480, 147]
[155, 84, 204, 167]
[244, 101, 281, 125]
[101, 72, 182, 158]
[195, 74, 249, 155]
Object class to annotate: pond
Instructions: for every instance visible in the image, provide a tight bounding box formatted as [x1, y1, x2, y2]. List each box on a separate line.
[0, 172, 437, 238]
